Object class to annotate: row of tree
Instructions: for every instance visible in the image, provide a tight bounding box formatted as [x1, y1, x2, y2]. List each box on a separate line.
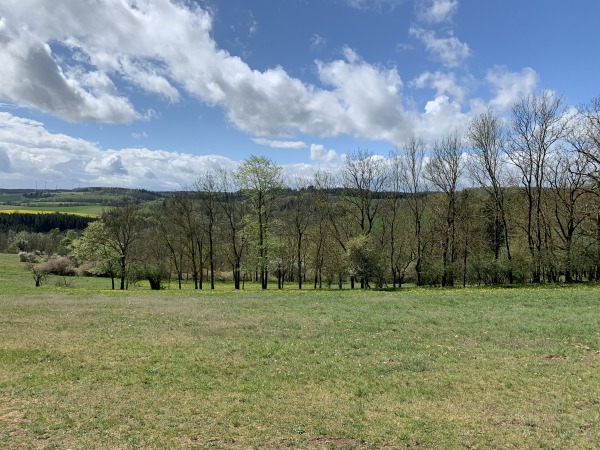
[70, 92, 600, 290]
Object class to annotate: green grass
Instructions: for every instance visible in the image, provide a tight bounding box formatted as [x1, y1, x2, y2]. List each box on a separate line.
[0, 253, 599, 448]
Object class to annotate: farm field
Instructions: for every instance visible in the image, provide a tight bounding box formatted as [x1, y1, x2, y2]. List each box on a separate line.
[0, 205, 102, 217]
[0, 254, 599, 448]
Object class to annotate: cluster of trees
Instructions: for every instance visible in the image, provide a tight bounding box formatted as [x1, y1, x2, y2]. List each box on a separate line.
[0, 212, 94, 233]
[69, 92, 600, 290]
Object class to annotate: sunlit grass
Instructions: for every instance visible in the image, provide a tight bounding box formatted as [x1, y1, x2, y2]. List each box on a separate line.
[0, 253, 599, 448]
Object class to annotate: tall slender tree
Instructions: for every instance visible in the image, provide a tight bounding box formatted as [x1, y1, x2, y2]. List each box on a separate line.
[506, 92, 568, 282]
[466, 109, 513, 283]
[196, 171, 220, 290]
[426, 132, 464, 286]
[399, 136, 428, 286]
[101, 202, 143, 290]
[235, 156, 283, 289]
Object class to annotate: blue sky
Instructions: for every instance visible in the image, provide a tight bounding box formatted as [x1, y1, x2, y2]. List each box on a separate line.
[0, 0, 599, 190]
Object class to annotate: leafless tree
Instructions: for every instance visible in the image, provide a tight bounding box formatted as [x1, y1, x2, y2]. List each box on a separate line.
[466, 109, 513, 282]
[217, 169, 248, 290]
[341, 149, 387, 236]
[102, 202, 143, 290]
[399, 135, 428, 286]
[196, 171, 221, 290]
[426, 131, 464, 286]
[285, 177, 314, 289]
[506, 91, 569, 282]
[548, 140, 590, 281]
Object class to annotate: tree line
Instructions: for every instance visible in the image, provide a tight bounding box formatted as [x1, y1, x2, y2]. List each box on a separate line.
[69, 92, 600, 290]
[0, 212, 95, 233]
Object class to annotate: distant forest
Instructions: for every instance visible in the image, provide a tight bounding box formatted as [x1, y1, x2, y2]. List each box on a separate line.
[0, 212, 96, 233]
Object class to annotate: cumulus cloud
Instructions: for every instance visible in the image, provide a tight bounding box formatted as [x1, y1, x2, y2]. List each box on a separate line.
[0, 0, 541, 164]
[0, 15, 138, 123]
[0, 146, 12, 172]
[410, 71, 467, 104]
[0, 0, 421, 143]
[310, 144, 345, 165]
[315, 47, 414, 143]
[487, 66, 539, 110]
[409, 26, 470, 68]
[252, 138, 307, 149]
[416, 95, 470, 138]
[0, 111, 238, 190]
[0, 112, 352, 189]
[416, 0, 459, 23]
[85, 154, 128, 176]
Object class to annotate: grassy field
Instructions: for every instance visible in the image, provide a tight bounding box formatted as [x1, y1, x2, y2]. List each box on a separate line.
[0, 205, 102, 217]
[0, 254, 599, 449]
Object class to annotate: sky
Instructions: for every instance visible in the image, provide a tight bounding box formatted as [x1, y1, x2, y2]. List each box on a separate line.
[0, 0, 599, 190]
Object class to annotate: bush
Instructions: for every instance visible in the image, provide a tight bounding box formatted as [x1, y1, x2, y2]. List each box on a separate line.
[18, 251, 39, 263]
[46, 256, 76, 276]
[35, 256, 76, 277]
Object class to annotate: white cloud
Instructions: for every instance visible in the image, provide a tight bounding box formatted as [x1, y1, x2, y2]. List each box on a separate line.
[252, 138, 307, 149]
[416, 95, 470, 138]
[410, 71, 468, 103]
[416, 0, 459, 23]
[409, 26, 470, 68]
[131, 131, 148, 140]
[0, 111, 237, 190]
[310, 34, 327, 52]
[310, 144, 345, 165]
[0, 146, 12, 172]
[85, 154, 128, 175]
[0, 0, 540, 165]
[0, 111, 352, 189]
[0, 14, 138, 123]
[486, 66, 539, 110]
[0, 1, 422, 143]
[315, 48, 414, 143]
[345, 0, 406, 12]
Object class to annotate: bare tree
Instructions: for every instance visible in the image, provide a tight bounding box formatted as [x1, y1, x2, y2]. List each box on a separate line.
[548, 142, 590, 281]
[341, 149, 387, 236]
[217, 169, 248, 290]
[578, 95, 600, 278]
[311, 170, 340, 289]
[399, 136, 428, 286]
[102, 202, 143, 290]
[466, 109, 513, 283]
[168, 191, 203, 289]
[284, 177, 314, 290]
[579, 95, 600, 175]
[506, 91, 569, 282]
[426, 132, 464, 286]
[155, 202, 186, 289]
[196, 171, 220, 290]
[341, 149, 387, 288]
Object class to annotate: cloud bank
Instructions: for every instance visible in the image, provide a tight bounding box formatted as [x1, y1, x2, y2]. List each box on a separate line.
[0, 0, 544, 189]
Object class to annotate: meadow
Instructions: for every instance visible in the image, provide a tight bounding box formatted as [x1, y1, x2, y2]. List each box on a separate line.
[0, 253, 599, 449]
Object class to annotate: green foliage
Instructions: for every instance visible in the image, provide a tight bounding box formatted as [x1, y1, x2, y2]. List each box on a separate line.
[0, 212, 96, 232]
[346, 234, 387, 287]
